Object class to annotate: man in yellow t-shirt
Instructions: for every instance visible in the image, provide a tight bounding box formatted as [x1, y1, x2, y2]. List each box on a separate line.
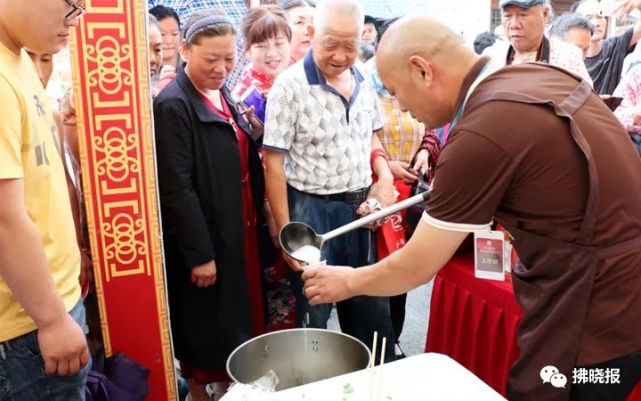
[0, 0, 90, 400]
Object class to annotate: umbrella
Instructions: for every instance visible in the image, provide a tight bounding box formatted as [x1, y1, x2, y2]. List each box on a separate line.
[147, 0, 250, 87]
[147, 0, 248, 23]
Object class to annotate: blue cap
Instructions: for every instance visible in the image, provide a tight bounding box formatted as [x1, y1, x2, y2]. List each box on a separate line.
[499, 0, 545, 8]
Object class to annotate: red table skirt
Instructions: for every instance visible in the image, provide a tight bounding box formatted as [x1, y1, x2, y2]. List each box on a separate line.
[426, 254, 521, 395]
[426, 254, 641, 400]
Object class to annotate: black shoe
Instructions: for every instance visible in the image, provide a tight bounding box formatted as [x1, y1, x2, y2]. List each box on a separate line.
[394, 342, 406, 359]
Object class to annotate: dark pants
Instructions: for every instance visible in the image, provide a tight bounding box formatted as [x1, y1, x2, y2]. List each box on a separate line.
[389, 293, 407, 341]
[0, 301, 90, 401]
[570, 351, 641, 401]
[288, 187, 396, 363]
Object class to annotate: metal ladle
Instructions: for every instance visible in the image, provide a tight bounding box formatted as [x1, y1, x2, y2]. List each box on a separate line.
[280, 190, 430, 262]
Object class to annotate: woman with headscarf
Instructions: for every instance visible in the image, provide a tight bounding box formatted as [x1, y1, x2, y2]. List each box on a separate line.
[153, 9, 267, 400]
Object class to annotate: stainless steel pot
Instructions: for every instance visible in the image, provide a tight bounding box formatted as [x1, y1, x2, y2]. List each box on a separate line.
[226, 329, 371, 391]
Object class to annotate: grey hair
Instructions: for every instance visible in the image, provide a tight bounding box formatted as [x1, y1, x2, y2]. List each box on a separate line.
[313, 0, 363, 34]
[549, 13, 595, 39]
[149, 14, 160, 29]
[280, 0, 315, 11]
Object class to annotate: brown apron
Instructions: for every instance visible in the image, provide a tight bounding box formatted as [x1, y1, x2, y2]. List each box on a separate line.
[464, 66, 641, 401]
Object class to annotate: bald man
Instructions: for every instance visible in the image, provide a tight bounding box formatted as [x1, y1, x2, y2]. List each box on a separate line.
[302, 15, 641, 401]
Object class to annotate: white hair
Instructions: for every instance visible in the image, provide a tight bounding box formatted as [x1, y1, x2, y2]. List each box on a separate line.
[313, 0, 364, 34]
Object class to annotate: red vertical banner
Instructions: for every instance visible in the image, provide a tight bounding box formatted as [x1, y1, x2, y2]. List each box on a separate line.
[69, 1, 176, 400]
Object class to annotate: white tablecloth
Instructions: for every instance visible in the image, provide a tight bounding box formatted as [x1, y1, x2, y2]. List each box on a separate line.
[222, 353, 507, 401]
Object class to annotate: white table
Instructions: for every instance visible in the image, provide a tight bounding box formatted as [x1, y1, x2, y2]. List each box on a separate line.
[223, 353, 507, 401]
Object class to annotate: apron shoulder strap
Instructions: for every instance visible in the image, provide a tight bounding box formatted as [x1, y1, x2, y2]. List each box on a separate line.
[558, 79, 592, 115]
[464, 74, 598, 245]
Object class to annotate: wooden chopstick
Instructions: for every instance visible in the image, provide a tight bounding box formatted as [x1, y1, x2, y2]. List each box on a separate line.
[368, 331, 378, 401]
[378, 337, 387, 401]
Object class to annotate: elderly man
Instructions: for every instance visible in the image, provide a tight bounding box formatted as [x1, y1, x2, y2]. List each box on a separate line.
[303, 15, 641, 401]
[549, 13, 594, 59]
[0, 0, 91, 400]
[486, 0, 593, 85]
[263, 0, 396, 361]
[576, 0, 641, 95]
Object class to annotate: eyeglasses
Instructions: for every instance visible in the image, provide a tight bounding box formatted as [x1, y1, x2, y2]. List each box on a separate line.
[64, 0, 85, 20]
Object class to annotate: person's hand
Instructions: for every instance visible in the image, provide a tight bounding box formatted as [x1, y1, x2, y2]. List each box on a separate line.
[389, 160, 419, 183]
[191, 260, 217, 288]
[633, 107, 641, 125]
[614, 0, 641, 17]
[356, 197, 385, 230]
[37, 314, 89, 376]
[302, 264, 355, 304]
[159, 64, 176, 80]
[62, 90, 77, 127]
[282, 251, 304, 273]
[412, 149, 430, 177]
[243, 105, 264, 138]
[368, 178, 396, 208]
[627, 0, 641, 12]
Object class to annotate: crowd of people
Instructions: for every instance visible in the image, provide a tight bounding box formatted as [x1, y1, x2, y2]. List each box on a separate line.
[474, 0, 641, 147]
[1, 0, 641, 400]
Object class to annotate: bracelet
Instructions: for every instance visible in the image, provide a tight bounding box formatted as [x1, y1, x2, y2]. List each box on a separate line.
[370, 149, 389, 170]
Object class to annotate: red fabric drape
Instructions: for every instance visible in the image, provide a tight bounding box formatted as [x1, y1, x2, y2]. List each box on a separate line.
[426, 254, 641, 400]
[426, 254, 521, 396]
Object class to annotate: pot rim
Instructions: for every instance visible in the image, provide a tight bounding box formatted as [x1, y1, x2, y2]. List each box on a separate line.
[225, 328, 372, 386]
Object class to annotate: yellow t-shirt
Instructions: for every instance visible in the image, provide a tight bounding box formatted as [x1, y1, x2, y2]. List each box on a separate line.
[0, 43, 81, 342]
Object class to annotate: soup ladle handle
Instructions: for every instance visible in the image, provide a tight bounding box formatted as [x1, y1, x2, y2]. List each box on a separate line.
[322, 190, 430, 242]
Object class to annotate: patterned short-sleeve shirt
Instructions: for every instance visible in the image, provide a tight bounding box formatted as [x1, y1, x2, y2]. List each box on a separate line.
[484, 36, 594, 87]
[263, 50, 383, 195]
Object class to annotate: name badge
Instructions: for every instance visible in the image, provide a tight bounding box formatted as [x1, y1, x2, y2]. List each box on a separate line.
[474, 230, 506, 281]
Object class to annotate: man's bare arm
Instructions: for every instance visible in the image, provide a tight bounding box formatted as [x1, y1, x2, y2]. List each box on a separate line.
[302, 220, 468, 303]
[264, 149, 302, 271]
[0, 178, 88, 375]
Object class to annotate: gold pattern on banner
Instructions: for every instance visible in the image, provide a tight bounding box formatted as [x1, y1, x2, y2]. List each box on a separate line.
[102, 200, 149, 279]
[70, 0, 177, 398]
[86, 0, 125, 14]
[94, 127, 139, 183]
[86, 37, 133, 96]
